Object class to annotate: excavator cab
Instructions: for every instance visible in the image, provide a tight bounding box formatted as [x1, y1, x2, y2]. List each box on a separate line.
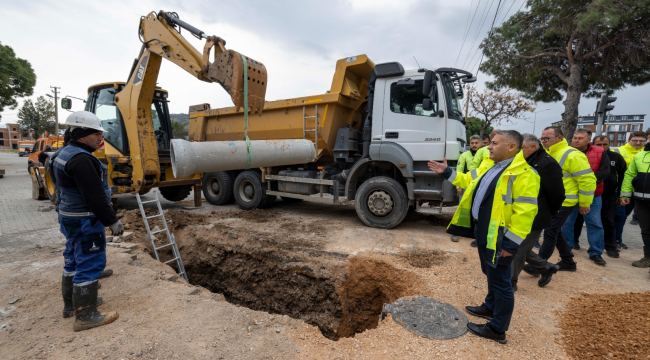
[85, 82, 173, 158]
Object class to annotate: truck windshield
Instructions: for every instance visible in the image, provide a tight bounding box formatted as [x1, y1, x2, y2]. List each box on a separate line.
[92, 87, 125, 153]
[442, 75, 463, 121]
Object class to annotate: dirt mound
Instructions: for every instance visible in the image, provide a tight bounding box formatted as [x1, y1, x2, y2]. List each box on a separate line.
[398, 248, 447, 268]
[217, 208, 282, 222]
[559, 292, 650, 359]
[117, 208, 209, 240]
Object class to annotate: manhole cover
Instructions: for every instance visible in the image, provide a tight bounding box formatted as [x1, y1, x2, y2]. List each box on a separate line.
[382, 296, 468, 339]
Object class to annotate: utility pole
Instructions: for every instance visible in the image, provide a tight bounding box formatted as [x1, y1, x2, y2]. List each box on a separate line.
[51, 86, 60, 138]
[464, 85, 471, 120]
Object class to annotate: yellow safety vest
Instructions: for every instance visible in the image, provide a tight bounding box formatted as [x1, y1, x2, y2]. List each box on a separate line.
[447, 151, 540, 264]
[467, 146, 490, 171]
[546, 139, 596, 207]
[613, 143, 643, 166]
[621, 148, 650, 199]
[457, 150, 476, 174]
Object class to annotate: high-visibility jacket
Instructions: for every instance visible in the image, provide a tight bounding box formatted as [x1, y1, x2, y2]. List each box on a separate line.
[457, 150, 476, 174]
[546, 139, 596, 207]
[454, 155, 495, 189]
[620, 143, 650, 200]
[447, 151, 540, 265]
[467, 146, 489, 171]
[613, 142, 643, 166]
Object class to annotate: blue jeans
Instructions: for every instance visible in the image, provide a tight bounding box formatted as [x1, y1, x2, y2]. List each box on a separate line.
[615, 199, 635, 244]
[562, 196, 604, 256]
[60, 215, 107, 284]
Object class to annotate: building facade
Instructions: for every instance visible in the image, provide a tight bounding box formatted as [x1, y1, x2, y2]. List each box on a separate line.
[0, 123, 34, 149]
[551, 114, 646, 147]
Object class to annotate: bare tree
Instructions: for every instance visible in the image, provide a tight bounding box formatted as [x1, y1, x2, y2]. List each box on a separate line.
[468, 87, 536, 137]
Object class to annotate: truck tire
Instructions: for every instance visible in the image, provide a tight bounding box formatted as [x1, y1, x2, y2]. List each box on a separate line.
[202, 171, 234, 205]
[43, 158, 58, 205]
[233, 171, 271, 210]
[159, 185, 192, 202]
[355, 176, 408, 229]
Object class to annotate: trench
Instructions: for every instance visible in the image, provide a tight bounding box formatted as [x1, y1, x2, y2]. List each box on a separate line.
[118, 209, 421, 340]
[181, 244, 420, 340]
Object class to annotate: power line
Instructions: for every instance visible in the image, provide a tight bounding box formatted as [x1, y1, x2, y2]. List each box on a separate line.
[462, 0, 497, 70]
[474, 0, 504, 78]
[454, 0, 481, 67]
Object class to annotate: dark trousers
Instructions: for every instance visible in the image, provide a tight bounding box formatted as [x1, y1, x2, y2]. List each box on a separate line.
[573, 214, 584, 246]
[538, 205, 575, 264]
[511, 229, 545, 285]
[477, 243, 514, 334]
[634, 199, 650, 258]
[601, 193, 618, 252]
[615, 198, 635, 244]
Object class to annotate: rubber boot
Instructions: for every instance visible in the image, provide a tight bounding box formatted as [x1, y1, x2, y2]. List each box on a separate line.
[72, 281, 118, 332]
[99, 269, 113, 279]
[62, 275, 74, 318]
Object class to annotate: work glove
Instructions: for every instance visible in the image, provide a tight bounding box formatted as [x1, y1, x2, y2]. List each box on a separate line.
[109, 220, 124, 236]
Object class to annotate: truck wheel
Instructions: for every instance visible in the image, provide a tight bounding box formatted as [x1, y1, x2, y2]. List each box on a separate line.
[233, 171, 270, 210]
[159, 185, 192, 202]
[202, 171, 234, 205]
[355, 176, 408, 229]
[43, 158, 58, 205]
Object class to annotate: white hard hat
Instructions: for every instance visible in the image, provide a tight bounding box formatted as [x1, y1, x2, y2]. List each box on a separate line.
[64, 111, 104, 132]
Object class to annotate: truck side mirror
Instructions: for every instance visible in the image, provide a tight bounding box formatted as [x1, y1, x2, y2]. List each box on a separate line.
[61, 98, 72, 110]
[422, 99, 434, 111]
[422, 70, 436, 96]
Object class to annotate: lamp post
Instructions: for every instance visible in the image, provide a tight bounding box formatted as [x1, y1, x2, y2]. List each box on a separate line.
[533, 109, 551, 136]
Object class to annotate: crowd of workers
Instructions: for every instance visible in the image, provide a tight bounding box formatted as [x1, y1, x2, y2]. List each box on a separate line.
[428, 126, 650, 344]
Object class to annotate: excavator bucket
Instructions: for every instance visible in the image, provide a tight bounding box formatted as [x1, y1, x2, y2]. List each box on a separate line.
[209, 50, 267, 114]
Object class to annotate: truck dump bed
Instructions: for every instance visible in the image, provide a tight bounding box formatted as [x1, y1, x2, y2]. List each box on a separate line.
[188, 55, 374, 161]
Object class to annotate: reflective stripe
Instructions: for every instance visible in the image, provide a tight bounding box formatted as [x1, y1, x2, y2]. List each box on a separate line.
[504, 229, 524, 245]
[563, 168, 593, 178]
[470, 169, 478, 180]
[501, 175, 518, 204]
[513, 196, 538, 205]
[559, 148, 577, 168]
[74, 279, 98, 287]
[62, 270, 76, 277]
[448, 170, 457, 183]
[634, 192, 650, 199]
[59, 210, 95, 217]
[578, 190, 595, 196]
[565, 194, 578, 199]
[620, 192, 632, 197]
[54, 157, 67, 166]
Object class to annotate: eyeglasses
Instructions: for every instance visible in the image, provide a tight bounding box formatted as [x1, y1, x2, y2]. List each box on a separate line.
[540, 136, 557, 142]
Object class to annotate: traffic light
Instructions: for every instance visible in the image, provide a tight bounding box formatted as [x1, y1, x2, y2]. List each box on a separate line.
[594, 94, 616, 125]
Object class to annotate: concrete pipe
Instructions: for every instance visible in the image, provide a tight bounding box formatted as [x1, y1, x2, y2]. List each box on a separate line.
[170, 139, 316, 178]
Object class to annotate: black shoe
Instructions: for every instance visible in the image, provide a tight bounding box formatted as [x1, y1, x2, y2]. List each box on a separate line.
[522, 264, 541, 277]
[589, 255, 607, 266]
[99, 269, 113, 279]
[465, 305, 493, 320]
[538, 265, 559, 287]
[616, 244, 622, 251]
[467, 322, 507, 344]
[62, 275, 74, 319]
[556, 261, 577, 272]
[606, 250, 620, 258]
[620, 243, 628, 250]
[73, 281, 119, 332]
[573, 243, 580, 250]
[470, 240, 477, 247]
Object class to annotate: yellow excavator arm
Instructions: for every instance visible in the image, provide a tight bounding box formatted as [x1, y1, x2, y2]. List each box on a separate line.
[114, 10, 267, 191]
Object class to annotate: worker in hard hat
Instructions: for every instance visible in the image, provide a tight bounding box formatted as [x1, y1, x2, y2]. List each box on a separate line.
[50, 111, 123, 331]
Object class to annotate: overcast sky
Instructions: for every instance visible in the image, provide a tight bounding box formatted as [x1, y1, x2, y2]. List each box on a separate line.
[1, 0, 648, 136]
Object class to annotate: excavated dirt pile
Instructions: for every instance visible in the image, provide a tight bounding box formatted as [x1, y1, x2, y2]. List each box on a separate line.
[559, 292, 650, 359]
[118, 209, 426, 340]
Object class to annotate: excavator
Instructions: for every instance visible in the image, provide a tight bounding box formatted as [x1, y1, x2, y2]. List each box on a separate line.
[34, 10, 267, 206]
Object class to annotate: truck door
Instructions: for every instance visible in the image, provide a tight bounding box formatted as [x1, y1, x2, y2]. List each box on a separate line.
[380, 78, 446, 161]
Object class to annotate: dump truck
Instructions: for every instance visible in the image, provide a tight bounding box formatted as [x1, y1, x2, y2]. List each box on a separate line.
[35, 10, 267, 206]
[176, 55, 475, 228]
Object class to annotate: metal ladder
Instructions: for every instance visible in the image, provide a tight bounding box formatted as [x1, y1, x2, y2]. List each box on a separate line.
[303, 105, 318, 154]
[135, 190, 188, 281]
